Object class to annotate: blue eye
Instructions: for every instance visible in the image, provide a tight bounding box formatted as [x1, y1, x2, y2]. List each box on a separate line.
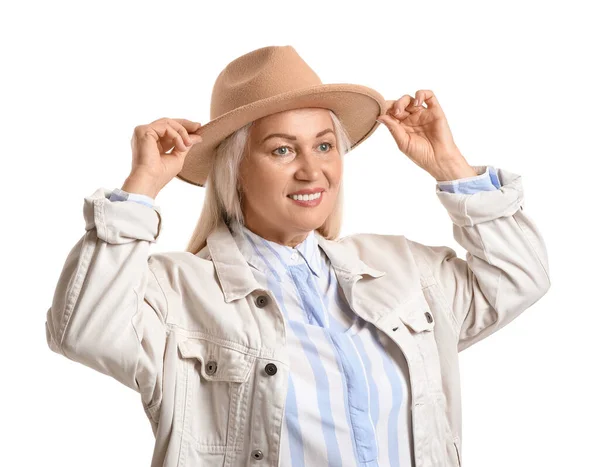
[273, 146, 292, 156]
[272, 142, 334, 156]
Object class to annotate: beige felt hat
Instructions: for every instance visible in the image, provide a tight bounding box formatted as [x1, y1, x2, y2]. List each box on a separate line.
[177, 45, 387, 187]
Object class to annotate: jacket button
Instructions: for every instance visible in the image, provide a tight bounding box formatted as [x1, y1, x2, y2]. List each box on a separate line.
[425, 312, 433, 323]
[265, 363, 278, 376]
[251, 449, 264, 460]
[205, 360, 218, 375]
[256, 295, 270, 308]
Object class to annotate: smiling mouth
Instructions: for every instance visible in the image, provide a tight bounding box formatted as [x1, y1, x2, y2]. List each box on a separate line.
[286, 191, 324, 207]
[287, 191, 323, 201]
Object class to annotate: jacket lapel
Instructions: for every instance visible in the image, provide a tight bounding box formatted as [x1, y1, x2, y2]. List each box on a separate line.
[203, 218, 424, 330]
[204, 218, 264, 303]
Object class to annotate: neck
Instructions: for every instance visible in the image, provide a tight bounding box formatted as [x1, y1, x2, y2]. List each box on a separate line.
[235, 219, 311, 248]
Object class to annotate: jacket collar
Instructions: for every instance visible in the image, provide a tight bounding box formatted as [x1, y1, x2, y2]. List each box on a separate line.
[203, 217, 386, 303]
[229, 220, 322, 280]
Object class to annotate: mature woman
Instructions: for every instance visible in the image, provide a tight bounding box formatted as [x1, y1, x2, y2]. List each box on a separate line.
[45, 45, 550, 467]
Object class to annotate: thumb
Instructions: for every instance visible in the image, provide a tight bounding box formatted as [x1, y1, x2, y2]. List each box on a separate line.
[188, 133, 204, 145]
[377, 114, 410, 153]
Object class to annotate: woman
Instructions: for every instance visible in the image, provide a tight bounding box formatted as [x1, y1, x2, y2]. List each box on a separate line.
[45, 45, 550, 467]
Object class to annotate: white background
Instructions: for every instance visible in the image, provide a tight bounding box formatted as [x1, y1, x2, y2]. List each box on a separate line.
[2, 0, 597, 465]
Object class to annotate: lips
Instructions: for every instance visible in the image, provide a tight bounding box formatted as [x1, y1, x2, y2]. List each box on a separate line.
[287, 188, 325, 196]
[287, 190, 324, 207]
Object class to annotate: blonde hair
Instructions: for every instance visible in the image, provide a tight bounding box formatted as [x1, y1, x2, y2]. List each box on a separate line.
[185, 109, 352, 254]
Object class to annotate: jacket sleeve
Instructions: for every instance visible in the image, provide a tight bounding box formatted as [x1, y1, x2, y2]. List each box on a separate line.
[45, 187, 168, 415]
[406, 165, 551, 353]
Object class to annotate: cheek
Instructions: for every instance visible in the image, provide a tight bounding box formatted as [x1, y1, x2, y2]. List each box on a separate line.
[243, 166, 286, 200]
[327, 159, 343, 185]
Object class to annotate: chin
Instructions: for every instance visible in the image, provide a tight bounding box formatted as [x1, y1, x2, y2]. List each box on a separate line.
[295, 216, 328, 231]
[280, 205, 331, 230]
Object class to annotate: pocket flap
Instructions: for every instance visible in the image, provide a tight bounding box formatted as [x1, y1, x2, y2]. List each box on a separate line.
[177, 338, 255, 383]
[397, 295, 435, 333]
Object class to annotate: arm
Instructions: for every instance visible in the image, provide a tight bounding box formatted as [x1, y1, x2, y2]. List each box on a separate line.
[45, 187, 168, 419]
[408, 165, 550, 352]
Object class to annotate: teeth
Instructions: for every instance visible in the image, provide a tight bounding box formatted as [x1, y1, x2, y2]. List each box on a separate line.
[289, 192, 322, 201]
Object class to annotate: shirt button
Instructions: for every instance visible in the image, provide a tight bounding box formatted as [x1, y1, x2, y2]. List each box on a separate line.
[425, 311, 433, 323]
[255, 295, 270, 308]
[290, 251, 298, 261]
[251, 449, 264, 460]
[265, 363, 278, 376]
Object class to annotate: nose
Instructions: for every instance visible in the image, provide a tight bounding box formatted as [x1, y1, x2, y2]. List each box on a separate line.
[294, 152, 321, 181]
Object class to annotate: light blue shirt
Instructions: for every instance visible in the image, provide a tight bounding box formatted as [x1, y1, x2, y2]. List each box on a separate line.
[109, 165, 500, 466]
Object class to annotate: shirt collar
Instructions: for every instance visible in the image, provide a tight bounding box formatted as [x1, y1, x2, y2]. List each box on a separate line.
[229, 220, 322, 281]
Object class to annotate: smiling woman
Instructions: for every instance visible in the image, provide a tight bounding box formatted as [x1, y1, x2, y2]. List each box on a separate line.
[185, 107, 352, 254]
[45, 45, 550, 467]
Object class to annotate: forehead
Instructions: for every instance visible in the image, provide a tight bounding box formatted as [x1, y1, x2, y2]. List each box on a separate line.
[252, 107, 333, 136]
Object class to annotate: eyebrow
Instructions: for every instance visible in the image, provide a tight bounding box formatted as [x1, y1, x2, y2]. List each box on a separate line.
[261, 128, 334, 144]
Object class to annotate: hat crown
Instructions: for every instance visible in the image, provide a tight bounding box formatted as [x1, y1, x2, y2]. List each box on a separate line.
[210, 45, 322, 120]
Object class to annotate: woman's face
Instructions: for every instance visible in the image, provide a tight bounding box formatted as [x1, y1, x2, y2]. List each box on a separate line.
[238, 107, 342, 247]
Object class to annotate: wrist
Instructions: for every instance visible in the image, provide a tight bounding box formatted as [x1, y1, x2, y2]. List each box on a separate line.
[122, 173, 159, 199]
[430, 159, 478, 182]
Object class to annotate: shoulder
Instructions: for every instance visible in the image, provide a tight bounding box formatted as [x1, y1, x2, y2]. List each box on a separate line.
[338, 232, 453, 275]
[337, 231, 410, 255]
[333, 231, 421, 272]
[147, 249, 215, 281]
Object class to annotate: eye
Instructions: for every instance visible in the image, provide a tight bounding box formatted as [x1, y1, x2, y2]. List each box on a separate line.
[273, 145, 293, 156]
[272, 142, 334, 156]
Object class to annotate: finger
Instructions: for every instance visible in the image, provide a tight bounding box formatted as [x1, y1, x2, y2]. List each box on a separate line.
[376, 114, 410, 153]
[166, 120, 203, 148]
[144, 119, 184, 153]
[387, 96, 412, 119]
[383, 99, 398, 114]
[166, 119, 196, 147]
[166, 121, 204, 150]
[172, 118, 203, 133]
[135, 126, 162, 159]
[405, 94, 425, 113]
[388, 95, 421, 120]
[161, 123, 188, 153]
[415, 90, 442, 111]
[156, 118, 199, 127]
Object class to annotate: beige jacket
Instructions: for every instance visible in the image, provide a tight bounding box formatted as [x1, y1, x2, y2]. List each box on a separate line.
[45, 165, 550, 467]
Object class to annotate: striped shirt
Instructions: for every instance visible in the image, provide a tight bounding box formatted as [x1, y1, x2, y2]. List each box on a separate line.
[110, 165, 500, 466]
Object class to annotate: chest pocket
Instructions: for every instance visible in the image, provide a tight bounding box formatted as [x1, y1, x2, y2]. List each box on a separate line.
[396, 293, 445, 393]
[176, 337, 256, 454]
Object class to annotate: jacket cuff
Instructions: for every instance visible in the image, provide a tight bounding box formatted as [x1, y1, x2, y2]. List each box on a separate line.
[109, 187, 156, 208]
[435, 165, 524, 227]
[436, 165, 500, 193]
[83, 188, 163, 244]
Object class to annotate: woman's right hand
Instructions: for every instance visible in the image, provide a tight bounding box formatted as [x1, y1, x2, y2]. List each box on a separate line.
[124, 118, 204, 198]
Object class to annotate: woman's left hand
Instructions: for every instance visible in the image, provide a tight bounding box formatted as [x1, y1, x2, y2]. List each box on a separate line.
[377, 90, 477, 181]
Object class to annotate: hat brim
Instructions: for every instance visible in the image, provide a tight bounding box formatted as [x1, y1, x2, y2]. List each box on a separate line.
[177, 83, 387, 187]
